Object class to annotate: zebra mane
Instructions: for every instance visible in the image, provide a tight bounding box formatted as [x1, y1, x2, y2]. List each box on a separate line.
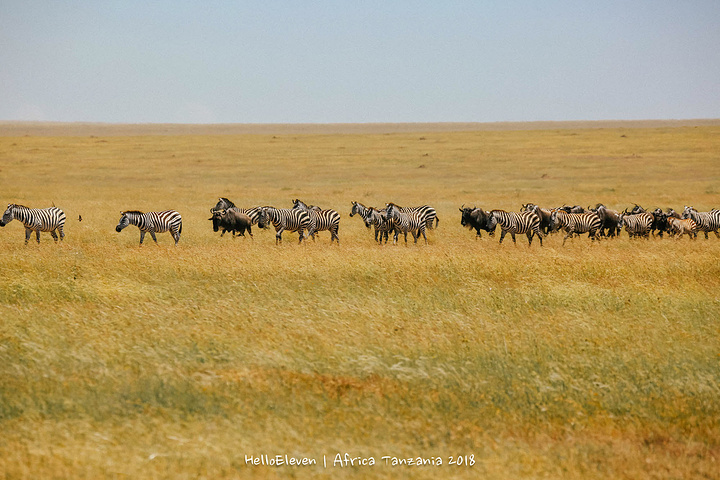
[122, 210, 145, 215]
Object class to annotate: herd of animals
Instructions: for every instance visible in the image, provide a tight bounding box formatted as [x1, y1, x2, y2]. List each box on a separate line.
[1, 198, 719, 246]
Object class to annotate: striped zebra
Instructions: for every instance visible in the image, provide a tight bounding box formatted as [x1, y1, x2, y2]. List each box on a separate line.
[0, 203, 66, 244]
[115, 210, 182, 245]
[258, 206, 311, 244]
[667, 217, 697, 239]
[292, 199, 340, 243]
[618, 212, 653, 238]
[682, 206, 720, 239]
[385, 203, 427, 245]
[550, 210, 602, 246]
[211, 197, 266, 229]
[351, 201, 392, 243]
[490, 210, 543, 246]
[394, 203, 439, 230]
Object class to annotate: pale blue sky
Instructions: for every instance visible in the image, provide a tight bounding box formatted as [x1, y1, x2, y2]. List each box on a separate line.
[1, 1, 718, 124]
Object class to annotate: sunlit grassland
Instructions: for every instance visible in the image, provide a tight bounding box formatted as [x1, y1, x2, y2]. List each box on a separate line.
[0, 126, 719, 479]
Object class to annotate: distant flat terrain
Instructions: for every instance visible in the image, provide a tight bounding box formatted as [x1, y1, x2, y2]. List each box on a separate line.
[1, 119, 719, 136]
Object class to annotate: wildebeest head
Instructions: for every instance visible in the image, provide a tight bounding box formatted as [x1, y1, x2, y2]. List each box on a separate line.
[208, 209, 226, 232]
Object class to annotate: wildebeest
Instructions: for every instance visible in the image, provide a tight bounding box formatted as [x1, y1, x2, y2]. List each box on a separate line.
[558, 205, 585, 214]
[460, 205, 496, 238]
[521, 203, 552, 235]
[209, 209, 253, 238]
[589, 204, 621, 238]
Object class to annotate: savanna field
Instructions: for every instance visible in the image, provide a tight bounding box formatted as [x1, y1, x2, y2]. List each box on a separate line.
[0, 123, 719, 479]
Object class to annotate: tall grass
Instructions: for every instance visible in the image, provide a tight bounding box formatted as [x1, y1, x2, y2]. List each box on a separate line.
[1, 126, 719, 479]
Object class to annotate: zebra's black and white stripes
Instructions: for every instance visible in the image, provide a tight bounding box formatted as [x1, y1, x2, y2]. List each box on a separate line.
[293, 199, 340, 243]
[550, 210, 602, 246]
[618, 213, 653, 238]
[682, 206, 720, 239]
[490, 210, 543, 246]
[0, 203, 66, 244]
[258, 206, 311, 244]
[115, 210, 183, 245]
[386, 203, 428, 245]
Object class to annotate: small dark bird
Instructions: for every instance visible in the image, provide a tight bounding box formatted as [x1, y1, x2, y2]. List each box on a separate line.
[78, 215, 82, 222]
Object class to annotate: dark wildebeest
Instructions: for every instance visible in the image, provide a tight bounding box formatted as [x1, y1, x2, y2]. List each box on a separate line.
[460, 205, 496, 238]
[589, 203, 621, 238]
[209, 209, 253, 238]
[558, 205, 585, 214]
[521, 203, 552, 235]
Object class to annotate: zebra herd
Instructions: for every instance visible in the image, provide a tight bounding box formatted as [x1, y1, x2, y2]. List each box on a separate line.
[460, 203, 720, 246]
[1, 200, 719, 246]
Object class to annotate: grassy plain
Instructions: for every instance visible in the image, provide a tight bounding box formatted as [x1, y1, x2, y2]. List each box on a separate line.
[0, 123, 719, 479]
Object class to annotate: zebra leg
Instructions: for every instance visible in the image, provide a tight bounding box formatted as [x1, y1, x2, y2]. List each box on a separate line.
[420, 227, 427, 245]
[499, 230, 507, 244]
[59, 225, 65, 241]
[35, 230, 41, 244]
[331, 227, 339, 244]
[172, 228, 180, 245]
[50, 230, 59, 242]
[248, 225, 253, 239]
[298, 230, 305, 244]
[275, 228, 283, 244]
[526, 232, 533, 246]
[139, 231, 146, 245]
[150, 232, 159, 245]
[510, 232, 517, 244]
[23, 228, 32, 245]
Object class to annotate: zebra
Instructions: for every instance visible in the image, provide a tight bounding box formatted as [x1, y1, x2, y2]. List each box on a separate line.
[258, 206, 310, 244]
[521, 203, 552, 235]
[666, 217, 697, 239]
[351, 201, 392, 243]
[682, 206, 720, 239]
[393, 203, 439, 230]
[617, 212, 653, 238]
[211, 198, 267, 230]
[489, 210, 543, 246]
[292, 199, 340, 243]
[115, 210, 182, 245]
[365, 206, 393, 244]
[385, 203, 427, 245]
[550, 210, 602, 246]
[0, 203, 66, 244]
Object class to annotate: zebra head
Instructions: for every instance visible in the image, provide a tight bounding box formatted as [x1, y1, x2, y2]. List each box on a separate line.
[350, 201, 367, 218]
[292, 199, 309, 211]
[681, 205, 695, 219]
[0, 204, 16, 227]
[256, 207, 271, 229]
[115, 211, 132, 232]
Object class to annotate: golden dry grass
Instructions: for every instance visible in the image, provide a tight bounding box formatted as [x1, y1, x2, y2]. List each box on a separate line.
[0, 123, 719, 479]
